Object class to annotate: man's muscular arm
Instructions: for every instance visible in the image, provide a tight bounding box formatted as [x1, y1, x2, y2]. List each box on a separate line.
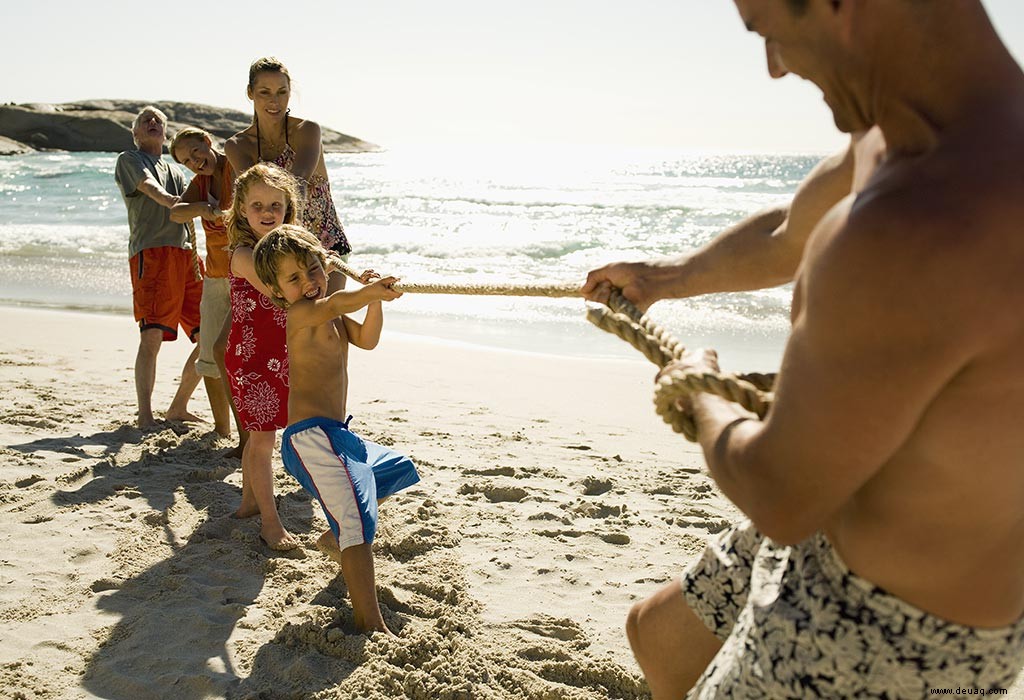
[582, 136, 858, 310]
[679, 201, 972, 544]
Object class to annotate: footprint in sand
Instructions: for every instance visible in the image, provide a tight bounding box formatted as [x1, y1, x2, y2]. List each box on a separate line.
[90, 578, 123, 593]
[535, 529, 584, 540]
[464, 466, 516, 477]
[509, 614, 584, 641]
[674, 507, 731, 533]
[56, 465, 91, 484]
[572, 501, 625, 519]
[457, 482, 528, 503]
[378, 525, 459, 561]
[14, 474, 45, 488]
[185, 464, 236, 482]
[578, 476, 613, 496]
[1, 413, 58, 429]
[527, 511, 571, 524]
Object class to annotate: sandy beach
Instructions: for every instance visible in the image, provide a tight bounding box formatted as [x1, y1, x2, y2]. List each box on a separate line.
[0, 304, 742, 699]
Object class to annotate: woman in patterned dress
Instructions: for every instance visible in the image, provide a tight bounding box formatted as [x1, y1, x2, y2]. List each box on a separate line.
[225, 57, 351, 291]
[223, 163, 304, 550]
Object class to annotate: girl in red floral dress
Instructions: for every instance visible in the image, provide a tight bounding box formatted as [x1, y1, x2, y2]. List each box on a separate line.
[224, 163, 303, 550]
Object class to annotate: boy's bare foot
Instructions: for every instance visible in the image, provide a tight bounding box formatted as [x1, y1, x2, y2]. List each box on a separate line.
[315, 530, 345, 564]
[166, 410, 204, 423]
[357, 621, 397, 637]
[260, 525, 299, 551]
[232, 501, 260, 519]
[232, 490, 259, 518]
[138, 416, 158, 430]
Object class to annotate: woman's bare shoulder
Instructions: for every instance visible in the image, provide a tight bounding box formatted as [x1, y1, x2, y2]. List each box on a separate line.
[291, 116, 322, 139]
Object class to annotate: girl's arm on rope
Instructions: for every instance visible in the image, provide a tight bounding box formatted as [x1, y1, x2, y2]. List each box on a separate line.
[170, 177, 222, 224]
[230, 246, 279, 299]
[170, 193, 222, 225]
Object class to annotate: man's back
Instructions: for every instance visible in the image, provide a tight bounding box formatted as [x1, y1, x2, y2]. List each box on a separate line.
[797, 102, 1024, 627]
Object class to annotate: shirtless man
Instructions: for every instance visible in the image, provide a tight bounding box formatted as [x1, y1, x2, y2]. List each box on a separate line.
[590, 1, 1024, 696]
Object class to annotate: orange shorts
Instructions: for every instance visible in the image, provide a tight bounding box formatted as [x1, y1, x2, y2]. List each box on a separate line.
[130, 246, 204, 342]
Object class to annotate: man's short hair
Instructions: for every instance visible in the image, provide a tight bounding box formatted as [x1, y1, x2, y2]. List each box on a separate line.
[252, 223, 328, 308]
[131, 106, 168, 147]
[132, 106, 168, 131]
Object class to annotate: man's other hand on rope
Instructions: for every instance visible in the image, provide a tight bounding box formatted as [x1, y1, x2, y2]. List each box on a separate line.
[656, 348, 720, 415]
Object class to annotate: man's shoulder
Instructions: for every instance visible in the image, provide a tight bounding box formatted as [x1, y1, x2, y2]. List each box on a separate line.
[824, 147, 1024, 304]
[115, 149, 145, 168]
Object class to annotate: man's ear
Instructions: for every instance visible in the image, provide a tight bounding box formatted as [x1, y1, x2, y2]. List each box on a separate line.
[246, 85, 254, 100]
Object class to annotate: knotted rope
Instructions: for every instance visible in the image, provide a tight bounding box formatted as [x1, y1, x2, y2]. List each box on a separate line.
[325, 255, 776, 440]
[585, 291, 775, 440]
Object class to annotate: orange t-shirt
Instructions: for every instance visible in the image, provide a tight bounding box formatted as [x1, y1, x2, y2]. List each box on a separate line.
[197, 159, 234, 278]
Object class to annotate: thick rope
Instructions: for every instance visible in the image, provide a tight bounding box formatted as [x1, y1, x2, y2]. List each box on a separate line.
[324, 254, 776, 439]
[584, 306, 775, 439]
[326, 256, 579, 298]
[185, 219, 203, 281]
[602, 291, 776, 392]
[607, 290, 688, 360]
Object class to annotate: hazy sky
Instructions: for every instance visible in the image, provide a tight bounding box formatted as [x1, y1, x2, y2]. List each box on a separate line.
[4, 1, 1023, 153]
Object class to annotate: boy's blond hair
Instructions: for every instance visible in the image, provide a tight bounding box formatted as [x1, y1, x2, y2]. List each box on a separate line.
[252, 224, 328, 308]
[225, 163, 303, 251]
[169, 126, 215, 163]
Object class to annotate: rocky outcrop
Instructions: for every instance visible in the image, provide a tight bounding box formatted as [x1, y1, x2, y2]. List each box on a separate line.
[0, 100, 377, 154]
[0, 135, 33, 156]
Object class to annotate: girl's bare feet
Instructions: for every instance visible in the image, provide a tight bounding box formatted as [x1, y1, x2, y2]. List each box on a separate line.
[166, 409, 204, 423]
[260, 523, 299, 550]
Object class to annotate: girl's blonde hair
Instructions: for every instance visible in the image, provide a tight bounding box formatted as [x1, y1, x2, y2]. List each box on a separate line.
[226, 163, 302, 251]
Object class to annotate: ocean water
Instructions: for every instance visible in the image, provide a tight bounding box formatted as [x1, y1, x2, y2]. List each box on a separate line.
[0, 145, 818, 371]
